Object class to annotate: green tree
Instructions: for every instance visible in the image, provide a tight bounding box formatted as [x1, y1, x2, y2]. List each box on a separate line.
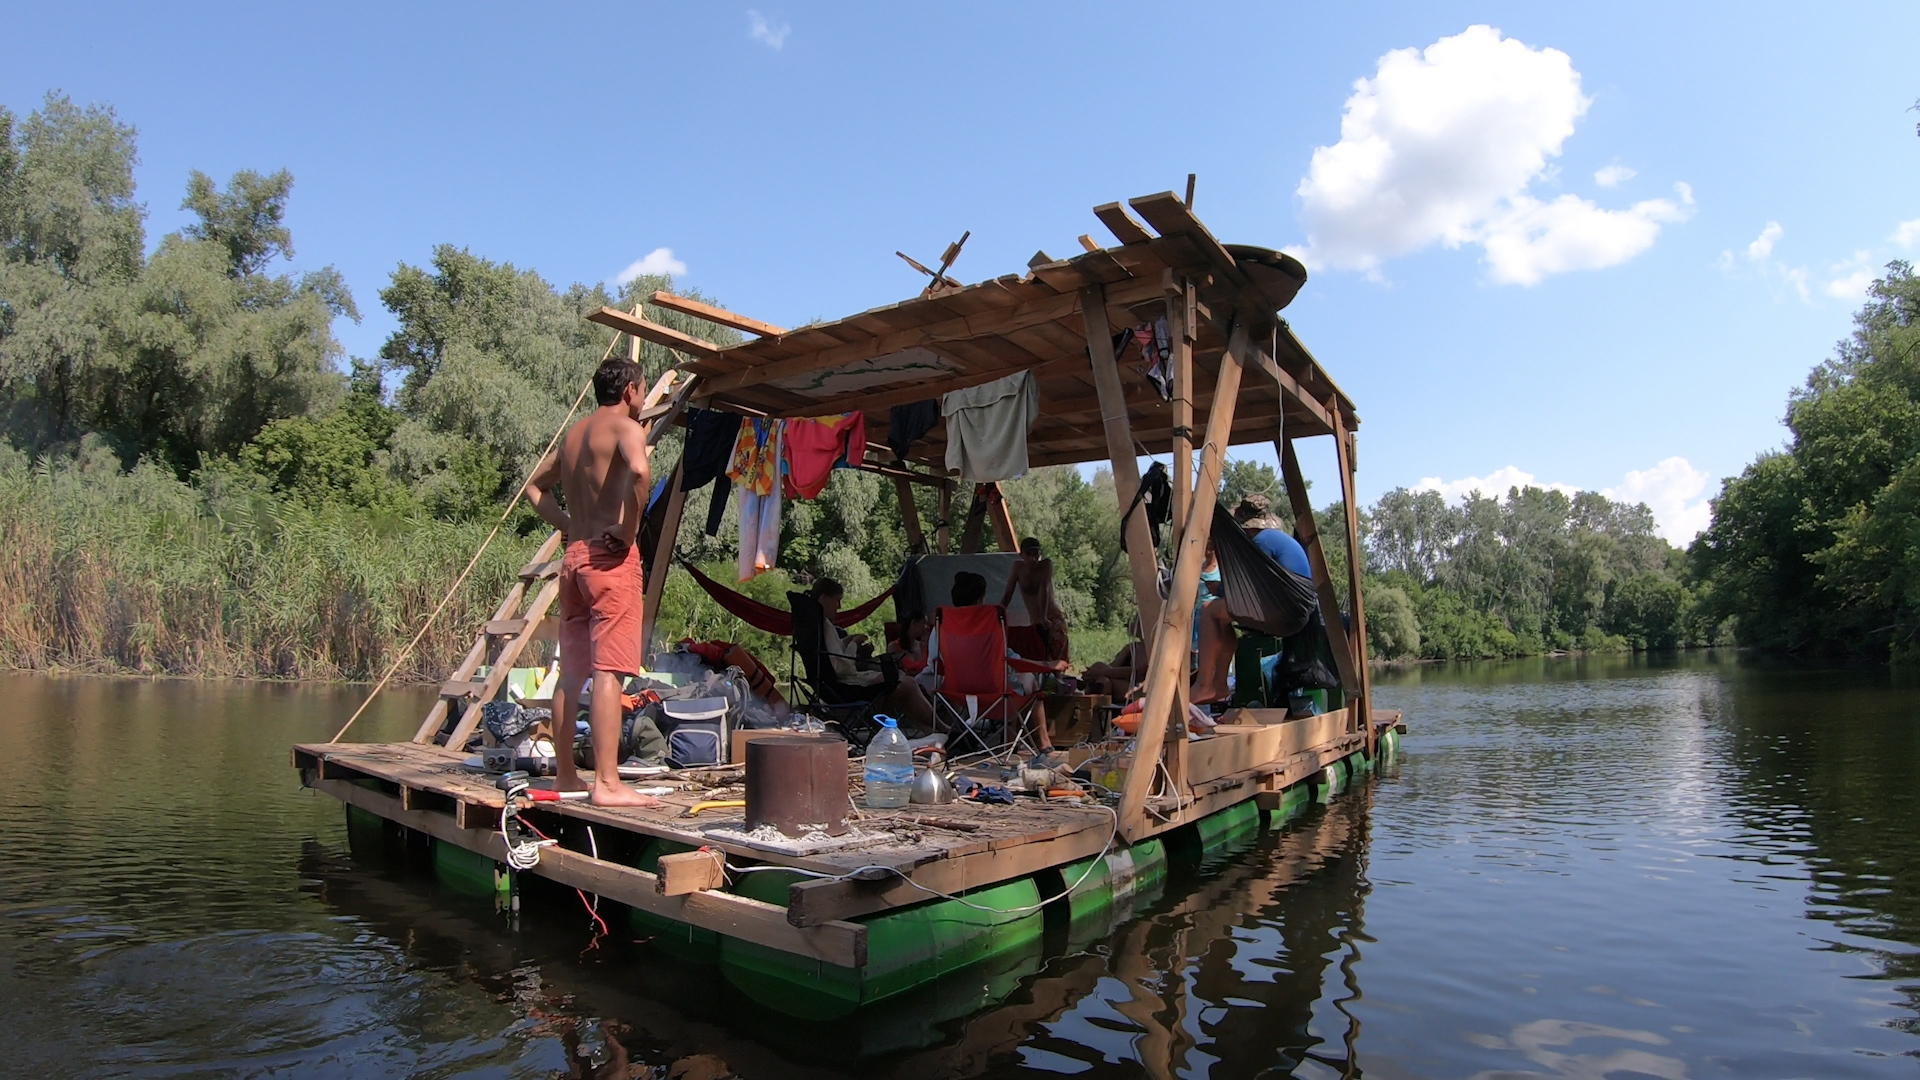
[1693, 263, 1920, 655]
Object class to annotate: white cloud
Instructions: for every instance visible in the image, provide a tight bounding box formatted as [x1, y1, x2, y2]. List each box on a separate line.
[748, 10, 790, 49]
[1594, 164, 1635, 188]
[1823, 270, 1874, 300]
[1292, 24, 1690, 284]
[1745, 221, 1782, 261]
[612, 247, 687, 285]
[1600, 457, 1712, 543]
[1481, 185, 1693, 286]
[1415, 456, 1714, 543]
[1413, 466, 1578, 504]
[1893, 219, 1920, 251]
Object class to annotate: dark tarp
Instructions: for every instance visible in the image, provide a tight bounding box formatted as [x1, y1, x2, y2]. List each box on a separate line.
[1209, 501, 1320, 638]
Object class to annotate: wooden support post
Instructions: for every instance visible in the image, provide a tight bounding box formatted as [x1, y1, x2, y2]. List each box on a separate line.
[1279, 438, 1363, 700]
[1165, 280, 1196, 793]
[642, 458, 688, 658]
[1333, 413, 1372, 749]
[1115, 320, 1248, 841]
[987, 482, 1018, 552]
[1081, 284, 1162, 654]
[937, 482, 952, 554]
[960, 484, 990, 553]
[894, 476, 928, 554]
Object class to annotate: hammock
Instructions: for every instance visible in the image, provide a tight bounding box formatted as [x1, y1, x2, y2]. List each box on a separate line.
[1209, 501, 1320, 638]
[677, 558, 894, 636]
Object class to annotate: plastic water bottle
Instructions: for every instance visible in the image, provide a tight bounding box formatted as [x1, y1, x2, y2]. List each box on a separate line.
[864, 716, 914, 808]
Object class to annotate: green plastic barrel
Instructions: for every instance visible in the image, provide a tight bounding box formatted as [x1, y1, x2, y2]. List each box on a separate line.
[1129, 838, 1168, 894]
[721, 870, 1046, 1019]
[1265, 782, 1312, 828]
[1195, 801, 1261, 865]
[433, 838, 503, 897]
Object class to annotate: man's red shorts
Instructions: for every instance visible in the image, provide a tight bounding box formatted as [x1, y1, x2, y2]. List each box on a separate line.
[558, 537, 644, 686]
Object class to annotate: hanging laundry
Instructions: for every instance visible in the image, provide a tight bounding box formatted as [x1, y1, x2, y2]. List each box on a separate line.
[942, 370, 1039, 482]
[727, 417, 785, 581]
[886, 400, 940, 462]
[784, 411, 866, 499]
[680, 408, 743, 536]
[1134, 316, 1172, 401]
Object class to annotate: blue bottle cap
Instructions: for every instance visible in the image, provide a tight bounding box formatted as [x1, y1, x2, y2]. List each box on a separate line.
[876, 715, 898, 727]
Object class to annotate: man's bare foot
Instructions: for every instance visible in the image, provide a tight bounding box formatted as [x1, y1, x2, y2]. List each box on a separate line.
[591, 782, 664, 809]
[554, 765, 589, 792]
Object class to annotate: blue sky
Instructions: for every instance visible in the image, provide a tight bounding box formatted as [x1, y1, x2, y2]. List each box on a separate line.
[8, 2, 1917, 539]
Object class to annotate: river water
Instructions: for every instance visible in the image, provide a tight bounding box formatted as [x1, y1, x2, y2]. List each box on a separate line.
[0, 652, 1914, 1077]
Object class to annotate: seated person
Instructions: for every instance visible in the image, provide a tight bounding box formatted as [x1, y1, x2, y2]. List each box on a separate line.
[1081, 615, 1145, 700]
[1192, 513, 1312, 704]
[999, 536, 1070, 660]
[887, 614, 931, 676]
[813, 578, 935, 731]
[925, 571, 1068, 753]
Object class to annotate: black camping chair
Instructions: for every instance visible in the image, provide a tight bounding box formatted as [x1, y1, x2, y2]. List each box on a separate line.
[788, 591, 896, 753]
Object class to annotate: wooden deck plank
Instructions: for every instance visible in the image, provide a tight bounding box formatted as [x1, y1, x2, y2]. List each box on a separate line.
[311, 775, 867, 967]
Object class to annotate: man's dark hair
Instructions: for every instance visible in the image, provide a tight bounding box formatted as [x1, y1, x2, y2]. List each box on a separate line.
[811, 578, 845, 600]
[1020, 536, 1041, 554]
[951, 572, 987, 607]
[593, 359, 643, 406]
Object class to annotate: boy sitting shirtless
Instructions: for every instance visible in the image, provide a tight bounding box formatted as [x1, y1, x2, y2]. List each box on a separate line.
[523, 358, 663, 808]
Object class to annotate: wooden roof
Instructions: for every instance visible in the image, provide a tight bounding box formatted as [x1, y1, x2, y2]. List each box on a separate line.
[590, 191, 1357, 474]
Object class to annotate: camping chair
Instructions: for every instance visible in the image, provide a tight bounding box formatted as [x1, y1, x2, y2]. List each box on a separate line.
[788, 591, 895, 752]
[930, 604, 1054, 758]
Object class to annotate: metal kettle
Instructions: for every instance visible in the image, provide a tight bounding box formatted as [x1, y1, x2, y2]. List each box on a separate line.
[910, 750, 957, 804]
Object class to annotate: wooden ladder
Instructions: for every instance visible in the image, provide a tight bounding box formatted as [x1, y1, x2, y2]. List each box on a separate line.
[412, 529, 565, 748]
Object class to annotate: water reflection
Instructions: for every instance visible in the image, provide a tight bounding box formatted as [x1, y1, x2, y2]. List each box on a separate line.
[1, 658, 1917, 1076]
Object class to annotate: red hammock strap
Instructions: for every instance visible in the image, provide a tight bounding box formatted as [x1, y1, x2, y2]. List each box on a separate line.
[675, 558, 893, 637]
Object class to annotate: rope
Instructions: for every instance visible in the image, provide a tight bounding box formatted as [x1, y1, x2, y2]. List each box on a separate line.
[330, 334, 622, 743]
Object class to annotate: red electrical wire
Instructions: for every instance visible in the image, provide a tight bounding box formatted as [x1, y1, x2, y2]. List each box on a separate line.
[513, 814, 611, 939]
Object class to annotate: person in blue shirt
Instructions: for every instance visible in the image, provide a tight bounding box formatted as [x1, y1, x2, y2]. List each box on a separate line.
[1192, 501, 1311, 703]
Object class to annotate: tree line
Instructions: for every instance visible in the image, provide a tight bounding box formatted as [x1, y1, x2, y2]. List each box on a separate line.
[2, 90, 1895, 680]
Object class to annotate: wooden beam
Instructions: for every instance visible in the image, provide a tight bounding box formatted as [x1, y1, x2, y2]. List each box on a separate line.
[1081, 283, 1163, 656]
[937, 484, 952, 554]
[1093, 202, 1153, 246]
[766, 354, 1078, 418]
[960, 484, 990, 554]
[1127, 192, 1245, 287]
[706, 275, 1172, 396]
[642, 459, 688, 656]
[1115, 320, 1247, 841]
[657, 848, 728, 895]
[1244, 342, 1335, 433]
[312, 777, 865, 967]
[1165, 279, 1196, 796]
[987, 482, 1018, 552]
[894, 476, 928, 554]
[648, 291, 786, 338]
[1279, 437, 1362, 697]
[1334, 412, 1372, 746]
[587, 306, 726, 364]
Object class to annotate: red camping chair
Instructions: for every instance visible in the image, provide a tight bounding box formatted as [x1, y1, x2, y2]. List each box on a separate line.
[931, 604, 1055, 756]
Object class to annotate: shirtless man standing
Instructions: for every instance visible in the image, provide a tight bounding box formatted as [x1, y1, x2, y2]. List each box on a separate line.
[999, 536, 1067, 660]
[523, 358, 662, 807]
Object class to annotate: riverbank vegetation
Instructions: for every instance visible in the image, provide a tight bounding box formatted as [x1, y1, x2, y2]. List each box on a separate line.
[0, 91, 1807, 681]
